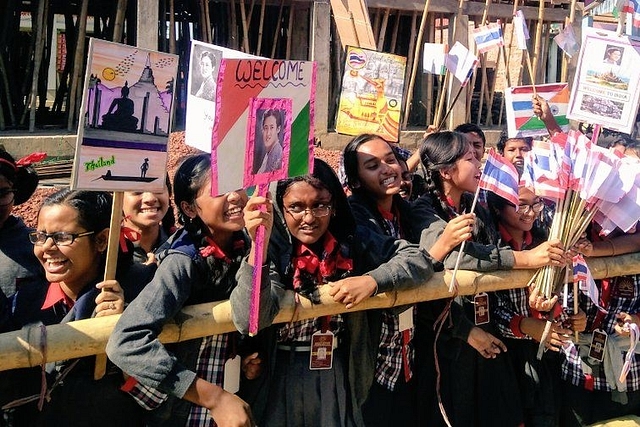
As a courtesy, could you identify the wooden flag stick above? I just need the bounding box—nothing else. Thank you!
[531,0,545,85]
[437,84,466,131]
[94,192,124,380]
[525,49,537,96]
[402,0,432,129]
[448,185,482,292]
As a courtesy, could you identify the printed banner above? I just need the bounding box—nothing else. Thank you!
[185,41,260,152]
[211,59,316,195]
[567,29,640,134]
[505,83,570,138]
[72,38,178,192]
[335,46,407,142]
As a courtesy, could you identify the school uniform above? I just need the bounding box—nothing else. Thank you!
[231,203,434,427]
[411,191,524,427]
[107,229,250,426]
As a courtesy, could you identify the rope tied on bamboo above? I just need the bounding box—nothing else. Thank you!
[2,325,79,412]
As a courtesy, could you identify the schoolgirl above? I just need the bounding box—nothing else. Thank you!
[231,158,434,427]
[412,131,567,426]
[107,154,257,427]
[489,186,586,426]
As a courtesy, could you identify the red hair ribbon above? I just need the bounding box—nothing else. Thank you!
[120,227,141,252]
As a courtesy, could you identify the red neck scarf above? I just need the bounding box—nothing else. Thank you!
[291,232,353,303]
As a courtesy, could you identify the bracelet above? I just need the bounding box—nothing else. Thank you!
[606,239,616,257]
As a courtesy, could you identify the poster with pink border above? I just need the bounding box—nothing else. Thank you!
[211,59,316,196]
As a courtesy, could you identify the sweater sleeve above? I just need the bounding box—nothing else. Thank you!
[106,252,199,399]
[356,226,435,294]
[412,196,515,271]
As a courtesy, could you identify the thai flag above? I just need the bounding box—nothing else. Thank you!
[572,254,589,283]
[513,10,530,50]
[621,0,640,28]
[472,22,504,54]
[478,149,520,208]
[572,254,605,311]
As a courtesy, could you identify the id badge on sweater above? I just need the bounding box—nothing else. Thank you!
[310,331,334,370]
[474,292,490,325]
[223,356,240,393]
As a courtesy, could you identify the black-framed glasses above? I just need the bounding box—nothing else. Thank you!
[284,204,332,219]
[518,201,544,214]
[28,230,95,246]
[0,188,16,206]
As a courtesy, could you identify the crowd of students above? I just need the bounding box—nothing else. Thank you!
[0,96,639,427]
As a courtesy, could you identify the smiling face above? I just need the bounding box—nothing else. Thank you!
[262,115,281,150]
[503,138,531,172]
[442,144,482,196]
[123,188,170,232]
[183,177,248,242]
[500,187,539,234]
[355,137,402,203]
[34,205,107,296]
[282,181,332,246]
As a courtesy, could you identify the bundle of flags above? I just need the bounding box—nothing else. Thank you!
[472,21,504,54]
[522,129,640,298]
[478,148,520,207]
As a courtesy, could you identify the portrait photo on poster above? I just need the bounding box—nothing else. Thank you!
[244,98,292,187]
[189,46,222,102]
[602,45,624,66]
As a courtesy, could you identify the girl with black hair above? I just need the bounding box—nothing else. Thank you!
[122,175,176,264]
[412,131,568,426]
[1,188,153,426]
[0,149,45,303]
[231,158,434,427]
[107,153,260,427]
[489,186,586,427]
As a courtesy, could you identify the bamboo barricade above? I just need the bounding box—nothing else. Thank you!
[402,0,431,130]
[67,0,89,131]
[2,252,640,372]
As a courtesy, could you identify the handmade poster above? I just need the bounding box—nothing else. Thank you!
[423,43,447,75]
[211,59,316,195]
[335,46,407,142]
[185,41,261,152]
[72,39,178,192]
[505,83,570,138]
[445,42,478,86]
[567,29,640,134]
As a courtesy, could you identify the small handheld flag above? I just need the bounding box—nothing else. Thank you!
[472,21,504,54]
[513,11,530,50]
[478,149,520,208]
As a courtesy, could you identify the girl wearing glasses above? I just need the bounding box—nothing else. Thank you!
[231,158,433,427]
[489,186,586,427]
[2,189,152,426]
[412,131,567,427]
[107,154,258,427]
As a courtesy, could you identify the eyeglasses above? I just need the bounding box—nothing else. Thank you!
[518,201,544,214]
[0,189,16,206]
[29,230,95,246]
[284,204,332,219]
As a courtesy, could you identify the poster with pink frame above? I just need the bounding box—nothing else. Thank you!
[211,58,316,196]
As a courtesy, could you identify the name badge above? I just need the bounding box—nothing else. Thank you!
[474,292,490,325]
[614,277,635,299]
[589,329,607,363]
[223,355,241,393]
[310,331,334,370]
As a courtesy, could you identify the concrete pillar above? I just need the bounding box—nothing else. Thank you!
[137,0,158,50]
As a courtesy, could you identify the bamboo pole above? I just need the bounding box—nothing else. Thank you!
[402,0,432,129]
[285,2,294,59]
[67,0,89,131]
[425,13,435,126]
[470,0,491,125]
[531,0,545,85]
[256,0,266,55]
[372,9,382,43]
[270,0,285,59]
[377,8,390,51]
[434,0,466,128]
[402,11,418,128]
[0,54,16,127]
[204,0,212,43]
[230,0,239,50]
[390,10,401,54]
[28,0,47,132]
[3,252,640,372]
[497,0,519,125]
[113,0,128,43]
[561,0,577,82]
[239,0,251,53]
